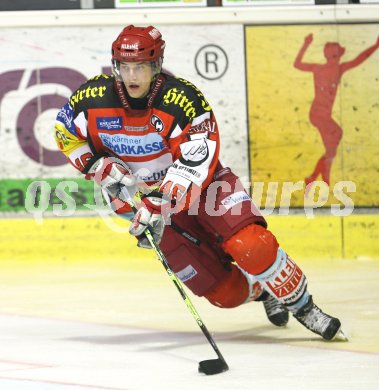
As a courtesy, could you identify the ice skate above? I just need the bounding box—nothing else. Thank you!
[263,295,289,327]
[293,295,346,340]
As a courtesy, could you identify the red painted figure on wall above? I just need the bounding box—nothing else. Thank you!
[294,34,379,191]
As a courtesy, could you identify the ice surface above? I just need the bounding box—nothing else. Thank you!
[0,258,378,390]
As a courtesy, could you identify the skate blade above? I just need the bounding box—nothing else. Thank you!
[332,328,349,341]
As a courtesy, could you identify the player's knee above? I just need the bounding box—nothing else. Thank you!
[221,224,279,275]
[204,264,249,308]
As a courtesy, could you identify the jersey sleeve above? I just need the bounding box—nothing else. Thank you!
[159,79,220,210]
[54,102,94,173]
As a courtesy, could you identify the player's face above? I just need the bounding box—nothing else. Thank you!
[119,62,153,99]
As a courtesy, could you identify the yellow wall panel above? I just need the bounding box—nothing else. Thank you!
[1,215,377,262]
[266,214,342,259]
[246,24,379,207]
[0,217,157,268]
[343,215,379,259]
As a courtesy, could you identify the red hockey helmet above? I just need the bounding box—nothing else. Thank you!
[112,25,165,63]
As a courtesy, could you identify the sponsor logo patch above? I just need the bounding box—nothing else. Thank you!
[56,103,75,132]
[149,28,161,39]
[221,191,250,210]
[137,168,169,183]
[172,162,201,179]
[121,43,138,50]
[151,114,164,132]
[266,255,305,300]
[124,125,149,132]
[176,265,198,283]
[96,116,123,131]
[179,139,209,167]
[188,119,216,135]
[54,128,70,150]
[99,132,165,156]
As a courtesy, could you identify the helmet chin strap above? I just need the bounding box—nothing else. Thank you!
[147,73,165,108]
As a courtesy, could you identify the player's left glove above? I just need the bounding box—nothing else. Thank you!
[129,191,171,249]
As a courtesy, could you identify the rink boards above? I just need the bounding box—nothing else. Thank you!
[1,214,378,262]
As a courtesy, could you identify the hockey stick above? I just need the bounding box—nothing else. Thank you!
[120,187,229,375]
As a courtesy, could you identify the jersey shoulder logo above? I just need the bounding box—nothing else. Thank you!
[161,78,212,119]
[70,85,107,109]
[162,87,196,119]
[70,75,113,109]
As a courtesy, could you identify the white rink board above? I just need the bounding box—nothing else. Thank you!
[0,24,247,180]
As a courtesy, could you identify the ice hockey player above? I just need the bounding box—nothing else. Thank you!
[54,25,346,340]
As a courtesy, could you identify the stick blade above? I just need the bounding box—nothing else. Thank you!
[198,359,229,375]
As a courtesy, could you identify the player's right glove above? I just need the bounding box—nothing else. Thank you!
[129,192,171,249]
[85,155,136,202]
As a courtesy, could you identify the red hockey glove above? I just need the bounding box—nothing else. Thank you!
[129,192,171,249]
[85,156,136,202]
